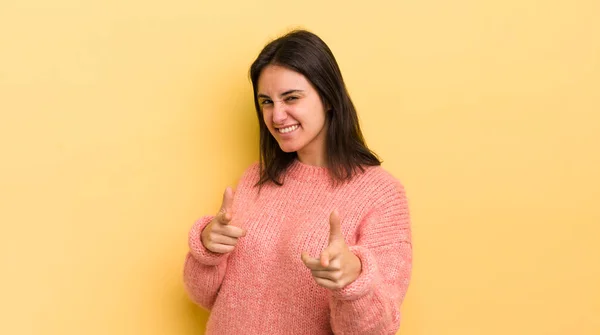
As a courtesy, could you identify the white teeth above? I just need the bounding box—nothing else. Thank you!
[278,125,299,134]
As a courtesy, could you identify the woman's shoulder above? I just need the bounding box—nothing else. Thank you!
[350,164,407,201]
[230,161,261,195]
[243,161,260,174]
[239,161,261,183]
[360,164,405,187]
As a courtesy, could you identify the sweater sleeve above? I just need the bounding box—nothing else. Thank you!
[182,215,230,310]
[182,162,259,311]
[329,180,412,335]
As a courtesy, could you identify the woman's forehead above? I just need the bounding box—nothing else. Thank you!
[257,65,313,95]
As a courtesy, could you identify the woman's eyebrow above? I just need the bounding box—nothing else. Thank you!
[257,93,270,99]
[257,89,305,99]
[280,89,304,96]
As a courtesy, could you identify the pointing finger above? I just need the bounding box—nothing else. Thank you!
[221,187,235,211]
[217,187,235,224]
[328,210,342,243]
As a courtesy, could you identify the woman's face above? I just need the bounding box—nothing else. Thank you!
[257,65,328,164]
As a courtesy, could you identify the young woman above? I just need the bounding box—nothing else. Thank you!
[183,29,412,334]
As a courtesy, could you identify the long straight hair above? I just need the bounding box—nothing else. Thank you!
[249,30,381,186]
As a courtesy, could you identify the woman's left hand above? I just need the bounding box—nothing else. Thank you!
[301,210,362,290]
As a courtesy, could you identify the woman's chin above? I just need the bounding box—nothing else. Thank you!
[278,142,300,153]
[279,146,297,153]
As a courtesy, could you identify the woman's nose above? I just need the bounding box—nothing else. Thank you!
[272,101,288,124]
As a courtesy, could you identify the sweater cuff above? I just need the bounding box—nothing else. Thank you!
[331,245,378,301]
[188,215,228,266]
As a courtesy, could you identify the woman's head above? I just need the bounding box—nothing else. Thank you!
[249,29,380,186]
[256,64,329,160]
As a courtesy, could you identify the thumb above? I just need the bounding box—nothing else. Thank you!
[328,210,342,243]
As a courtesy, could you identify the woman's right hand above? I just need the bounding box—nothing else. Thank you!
[201,187,247,254]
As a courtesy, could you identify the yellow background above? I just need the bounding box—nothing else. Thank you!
[1,0,598,334]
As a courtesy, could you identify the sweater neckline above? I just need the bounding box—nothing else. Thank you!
[285,158,331,183]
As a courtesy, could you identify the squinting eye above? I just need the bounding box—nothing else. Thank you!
[260,100,273,105]
[285,96,299,102]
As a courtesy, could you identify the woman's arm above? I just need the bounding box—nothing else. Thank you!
[182,163,259,310]
[329,181,412,334]
[183,215,230,310]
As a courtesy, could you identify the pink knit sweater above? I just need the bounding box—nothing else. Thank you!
[183,159,412,334]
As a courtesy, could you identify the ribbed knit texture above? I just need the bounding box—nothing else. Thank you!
[183,159,412,335]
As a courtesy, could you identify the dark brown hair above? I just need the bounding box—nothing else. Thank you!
[249,29,381,186]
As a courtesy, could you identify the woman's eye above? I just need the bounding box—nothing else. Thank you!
[285,96,299,102]
[260,100,273,105]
